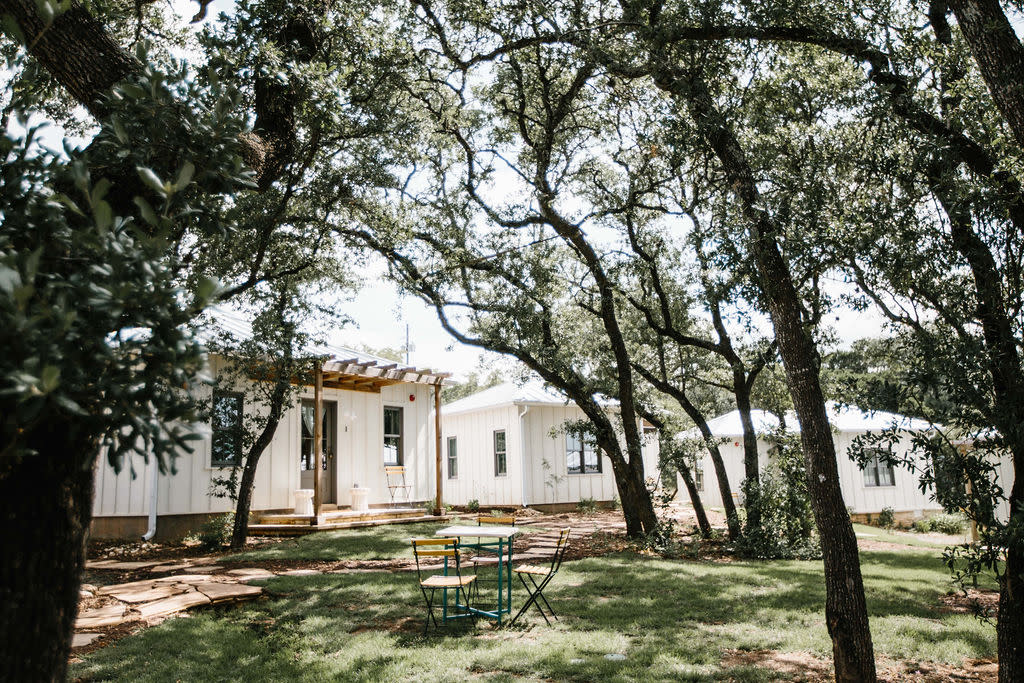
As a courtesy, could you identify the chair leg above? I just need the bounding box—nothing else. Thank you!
[525,575,553,625]
[529,575,558,621]
[421,587,439,634]
[511,573,542,625]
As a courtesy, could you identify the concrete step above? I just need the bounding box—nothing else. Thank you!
[248,514,448,537]
[257,508,425,525]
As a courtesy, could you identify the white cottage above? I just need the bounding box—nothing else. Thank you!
[441,381,659,510]
[676,404,944,523]
[90,314,448,541]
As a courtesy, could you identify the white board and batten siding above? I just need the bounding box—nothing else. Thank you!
[832,431,938,515]
[92,361,438,520]
[672,407,947,516]
[442,381,661,508]
[442,405,523,507]
[522,405,621,505]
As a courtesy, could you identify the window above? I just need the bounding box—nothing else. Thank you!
[493,430,507,476]
[566,430,601,474]
[383,406,403,465]
[863,449,895,487]
[211,391,243,467]
[447,436,458,479]
[694,464,704,492]
[300,400,333,471]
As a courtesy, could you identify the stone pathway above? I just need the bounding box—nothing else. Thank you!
[75,557,273,651]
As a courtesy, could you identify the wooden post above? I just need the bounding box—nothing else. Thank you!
[312,362,323,525]
[434,382,442,516]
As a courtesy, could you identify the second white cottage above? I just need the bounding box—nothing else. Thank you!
[442,381,660,509]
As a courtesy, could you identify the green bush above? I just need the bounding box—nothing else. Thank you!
[912,513,966,535]
[466,499,480,512]
[188,513,234,550]
[576,497,598,514]
[877,506,896,529]
[736,432,821,560]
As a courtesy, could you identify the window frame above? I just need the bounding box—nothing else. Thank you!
[447,436,458,479]
[383,405,403,466]
[493,429,507,476]
[862,449,896,487]
[566,429,601,475]
[211,391,244,468]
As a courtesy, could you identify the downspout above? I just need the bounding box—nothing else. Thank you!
[142,459,159,541]
[518,405,529,507]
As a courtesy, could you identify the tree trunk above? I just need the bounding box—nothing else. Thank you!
[733,378,762,532]
[930,164,1024,683]
[677,459,713,537]
[230,379,290,549]
[0,432,96,682]
[672,68,877,682]
[998,449,1023,682]
[946,0,1024,153]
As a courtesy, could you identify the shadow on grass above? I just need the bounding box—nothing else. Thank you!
[72,550,996,682]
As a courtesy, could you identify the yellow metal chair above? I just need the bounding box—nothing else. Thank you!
[385,466,413,506]
[510,527,570,626]
[411,537,476,634]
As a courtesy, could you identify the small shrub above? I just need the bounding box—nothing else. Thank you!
[877,506,896,529]
[188,512,233,550]
[930,513,966,535]
[911,513,966,535]
[466,498,480,512]
[576,497,598,514]
[609,496,620,511]
[641,518,680,557]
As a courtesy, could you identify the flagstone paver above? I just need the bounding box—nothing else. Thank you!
[72,633,103,648]
[75,604,127,630]
[137,591,212,620]
[192,582,263,603]
[108,584,185,604]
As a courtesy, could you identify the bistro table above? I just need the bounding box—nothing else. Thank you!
[434,524,520,625]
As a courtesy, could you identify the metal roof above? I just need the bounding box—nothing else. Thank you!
[680,402,933,439]
[199,305,448,390]
[443,380,613,415]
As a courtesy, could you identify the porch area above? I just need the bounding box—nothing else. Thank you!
[248,504,449,536]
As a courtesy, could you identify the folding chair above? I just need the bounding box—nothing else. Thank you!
[385,466,413,506]
[509,527,570,626]
[470,514,517,599]
[411,537,477,634]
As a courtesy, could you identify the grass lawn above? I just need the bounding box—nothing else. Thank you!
[225,517,542,564]
[851,523,961,550]
[72,531,997,682]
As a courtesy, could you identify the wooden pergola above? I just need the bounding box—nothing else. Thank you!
[309,358,450,523]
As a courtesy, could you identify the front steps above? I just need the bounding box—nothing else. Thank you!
[248,507,448,536]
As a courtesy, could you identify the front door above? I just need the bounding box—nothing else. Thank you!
[300,400,336,504]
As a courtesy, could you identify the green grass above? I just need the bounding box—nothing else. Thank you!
[227,518,541,563]
[851,523,958,549]
[72,548,996,682]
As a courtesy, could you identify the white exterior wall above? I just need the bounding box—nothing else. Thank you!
[441,405,523,506]
[522,405,617,505]
[92,360,438,519]
[832,431,940,515]
[672,431,944,515]
[441,403,660,507]
[674,439,773,508]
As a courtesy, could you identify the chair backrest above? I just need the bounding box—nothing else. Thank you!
[385,465,406,480]
[411,537,462,582]
[477,514,516,526]
[547,527,571,575]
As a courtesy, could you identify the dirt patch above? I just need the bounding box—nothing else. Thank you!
[939,588,1000,618]
[722,649,832,681]
[721,650,998,682]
